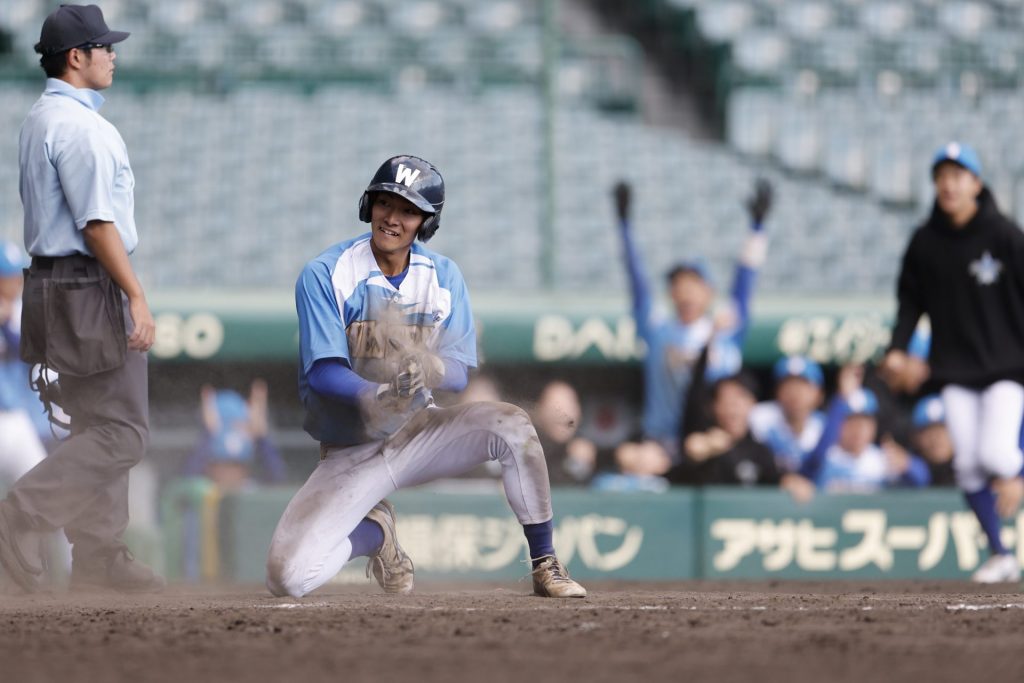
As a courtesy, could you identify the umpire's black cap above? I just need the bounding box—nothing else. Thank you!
[34,4,129,56]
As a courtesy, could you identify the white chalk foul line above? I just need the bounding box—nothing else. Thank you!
[254,601,1024,614]
[945,603,1024,612]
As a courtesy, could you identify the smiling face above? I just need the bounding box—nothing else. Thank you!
[369,192,426,260]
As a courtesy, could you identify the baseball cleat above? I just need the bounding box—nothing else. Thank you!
[971,553,1021,584]
[365,499,415,594]
[70,546,166,594]
[531,556,587,598]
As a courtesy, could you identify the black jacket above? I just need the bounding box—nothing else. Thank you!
[668,433,782,486]
[891,188,1024,388]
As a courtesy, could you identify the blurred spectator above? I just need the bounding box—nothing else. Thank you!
[910,394,956,487]
[882,322,932,396]
[671,373,777,486]
[804,366,930,493]
[669,372,815,501]
[183,380,287,491]
[611,178,771,476]
[0,241,48,489]
[531,380,596,486]
[749,356,825,474]
[0,241,72,583]
[457,372,503,405]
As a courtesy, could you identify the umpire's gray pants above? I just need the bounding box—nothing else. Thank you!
[1,258,149,563]
[266,401,553,598]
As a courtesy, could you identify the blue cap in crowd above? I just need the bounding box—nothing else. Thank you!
[844,388,879,417]
[932,141,982,178]
[773,355,824,387]
[215,390,249,425]
[0,240,28,277]
[912,395,945,429]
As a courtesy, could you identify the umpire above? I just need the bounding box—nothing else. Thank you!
[0,4,163,593]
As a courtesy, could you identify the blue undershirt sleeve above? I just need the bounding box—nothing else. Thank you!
[729,264,758,343]
[618,222,653,342]
[308,358,376,405]
[436,358,468,393]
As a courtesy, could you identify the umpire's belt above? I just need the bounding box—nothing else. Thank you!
[30,254,99,275]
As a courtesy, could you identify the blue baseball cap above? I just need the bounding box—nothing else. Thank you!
[912,394,945,429]
[214,390,249,426]
[0,240,28,277]
[773,356,824,387]
[843,388,878,417]
[932,141,982,178]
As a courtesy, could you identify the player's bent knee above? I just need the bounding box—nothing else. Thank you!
[953,462,987,493]
[265,555,307,598]
[978,447,1024,480]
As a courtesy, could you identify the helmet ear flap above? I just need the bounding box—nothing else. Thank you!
[358,192,372,223]
[417,213,440,242]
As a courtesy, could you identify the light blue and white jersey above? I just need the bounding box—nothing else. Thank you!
[296,234,476,445]
[19,79,137,257]
[748,401,825,473]
[818,444,889,493]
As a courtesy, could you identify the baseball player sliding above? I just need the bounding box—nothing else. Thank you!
[265,155,586,599]
[883,142,1024,583]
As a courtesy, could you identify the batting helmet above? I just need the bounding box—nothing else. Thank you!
[358,155,445,242]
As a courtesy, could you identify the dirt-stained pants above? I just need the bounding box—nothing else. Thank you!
[266,402,552,598]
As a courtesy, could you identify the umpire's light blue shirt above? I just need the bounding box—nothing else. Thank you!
[19,78,137,257]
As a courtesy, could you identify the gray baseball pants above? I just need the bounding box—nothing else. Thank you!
[266,401,552,598]
[0,256,149,564]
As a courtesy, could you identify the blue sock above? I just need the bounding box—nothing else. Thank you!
[964,487,1008,556]
[523,520,555,568]
[348,518,385,559]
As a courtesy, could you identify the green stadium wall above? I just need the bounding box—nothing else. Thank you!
[162,486,1024,584]
[149,291,895,366]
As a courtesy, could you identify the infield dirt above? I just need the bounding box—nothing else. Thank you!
[2,580,1023,683]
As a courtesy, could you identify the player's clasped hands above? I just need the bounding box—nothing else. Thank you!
[361,357,435,439]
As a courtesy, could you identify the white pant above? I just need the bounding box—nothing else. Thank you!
[942,382,1024,492]
[266,402,553,598]
[0,410,47,489]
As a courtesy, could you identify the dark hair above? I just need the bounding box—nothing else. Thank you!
[39,50,69,78]
[665,263,711,287]
[712,372,761,402]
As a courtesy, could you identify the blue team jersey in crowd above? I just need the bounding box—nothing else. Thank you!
[295,233,477,446]
[748,401,825,473]
[817,444,891,493]
[619,226,757,442]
